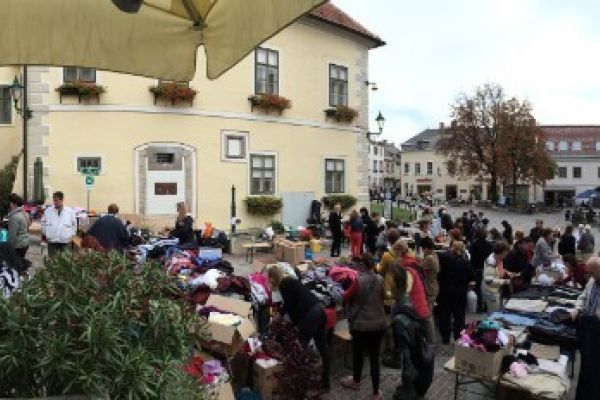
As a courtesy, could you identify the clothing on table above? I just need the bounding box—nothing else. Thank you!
[87,214,129,252]
[296,303,330,387]
[351,330,385,395]
[7,206,29,251]
[42,206,77,244]
[329,211,343,257]
[504,299,548,313]
[558,234,576,257]
[532,238,553,268]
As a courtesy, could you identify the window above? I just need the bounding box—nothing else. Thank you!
[225,136,246,159]
[427,162,433,176]
[64,67,96,83]
[598,166,600,178]
[250,154,276,195]
[325,159,345,193]
[255,48,279,95]
[155,153,175,164]
[572,141,582,151]
[558,141,568,151]
[558,167,567,178]
[154,183,177,195]
[546,141,555,151]
[373,146,377,155]
[573,167,582,179]
[329,64,348,106]
[404,163,409,175]
[415,162,421,175]
[596,142,600,152]
[0,86,11,124]
[77,157,102,173]
[373,161,377,172]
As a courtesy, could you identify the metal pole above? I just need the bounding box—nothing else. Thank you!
[231,185,236,233]
[22,66,28,202]
[87,189,90,213]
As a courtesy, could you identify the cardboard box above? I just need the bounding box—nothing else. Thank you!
[202,295,256,356]
[217,382,234,400]
[253,361,283,400]
[454,345,506,379]
[282,243,306,266]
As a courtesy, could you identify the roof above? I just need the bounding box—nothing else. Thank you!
[542,125,600,157]
[401,129,441,152]
[309,3,385,48]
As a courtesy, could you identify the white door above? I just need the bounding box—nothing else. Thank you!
[146,170,185,215]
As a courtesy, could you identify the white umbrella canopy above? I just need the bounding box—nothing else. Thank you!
[0,0,326,81]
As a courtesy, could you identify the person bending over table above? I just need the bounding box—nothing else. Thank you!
[268,265,330,391]
[559,254,589,289]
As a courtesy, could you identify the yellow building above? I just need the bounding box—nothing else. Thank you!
[0,3,384,229]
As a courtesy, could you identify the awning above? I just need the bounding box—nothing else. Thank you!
[544,186,576,192]
[0,0,326,81]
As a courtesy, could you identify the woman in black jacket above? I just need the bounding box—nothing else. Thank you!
[360,207,379,255]
[501,220,513,245]
[268,266,330,391]
[437,241,475,344]
[558,225,576,256]
[329,203,343,257]
[168,202,195,245]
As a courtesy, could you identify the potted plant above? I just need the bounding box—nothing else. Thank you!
[150,82,197,106]
[0,251,207,399]
[248,93,292,114]
[245,196,283,217]
[322,194,357,211]
[324,105,359,123]
[56,81,106,103]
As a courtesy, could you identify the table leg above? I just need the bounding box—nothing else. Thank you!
[455,373,459,400]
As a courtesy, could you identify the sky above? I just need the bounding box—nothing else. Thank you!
[332,0,600,145]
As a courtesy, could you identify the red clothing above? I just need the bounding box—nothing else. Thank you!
[561,262,588,288]
[324,307,337,329]
[350,231,363,258]
[406,267,430,319]
[402,254,419,270]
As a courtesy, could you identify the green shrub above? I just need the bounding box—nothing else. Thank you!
[322,195,357,211]
[245,196,283,217]
[0,251,207,399]
[0,155,19,218]
[270,221,285,234]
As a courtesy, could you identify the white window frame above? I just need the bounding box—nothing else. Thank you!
[415,162,421,176]
[572,141,582,151]
[546,141,555,151]
[63,67,97,83]
[426,161,433,176]
[324,157,346,194]
[404,162,410,175]
[248,151,278,196]
[328,63,349,107]
[74,155,105,175]
[557,166,567,179]
[596,142,600,152]
[221,130,249,163]
[255,47,280,95]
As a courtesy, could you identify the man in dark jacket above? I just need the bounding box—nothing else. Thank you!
[504,238,534,290]
[440,210,454,232]
[529,220,544,244]
[469,229,493,312]
[87,204,129,252]
[360,207,379,255]
[328,204,343,257]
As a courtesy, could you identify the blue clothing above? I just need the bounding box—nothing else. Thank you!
[350,218,364,232]
[87,214,129,252]
[489,312,537,327]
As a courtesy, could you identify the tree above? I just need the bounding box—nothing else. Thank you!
[0,155,19,218]
[437,83,552,203]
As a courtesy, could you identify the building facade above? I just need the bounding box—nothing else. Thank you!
[368,139,400,190]
[541,126,600,206]
[1,3,384,229]
[368,140,385,189]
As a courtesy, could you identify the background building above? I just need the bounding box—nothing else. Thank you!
[368,140,385,189]
[1,3,384,229]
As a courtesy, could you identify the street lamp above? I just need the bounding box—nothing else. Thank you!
[367,111,385,139]
[9,72,32,202]
[9,75,32,120]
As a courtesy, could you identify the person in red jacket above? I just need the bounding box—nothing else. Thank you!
[394,241,419,270]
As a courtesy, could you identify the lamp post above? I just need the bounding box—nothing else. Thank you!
[366,111,385,140]
[9,69,33,202]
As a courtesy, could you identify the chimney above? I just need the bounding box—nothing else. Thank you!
[439,122,445,130]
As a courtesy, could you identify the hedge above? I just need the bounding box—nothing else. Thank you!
[322,195,357,211]
[245,196,283,217]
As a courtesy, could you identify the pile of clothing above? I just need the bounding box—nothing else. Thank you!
[300,263,348,308]
[0,243,23,299]
[457,320,510,352]
[182,355,230,399]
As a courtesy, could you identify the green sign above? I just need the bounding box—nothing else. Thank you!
[84,175,95,190]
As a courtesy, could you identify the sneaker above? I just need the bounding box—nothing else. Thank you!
[373,390,383,400]
[340,375,360,390]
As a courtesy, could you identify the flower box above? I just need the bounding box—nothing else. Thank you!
[150,83,197,106]
[57,82,105,104]
[324,105,358,123]
[248,93,292,114]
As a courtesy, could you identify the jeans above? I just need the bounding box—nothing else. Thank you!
[297,304,330,386]
[352,330,385,395]
[438,295,467,343]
